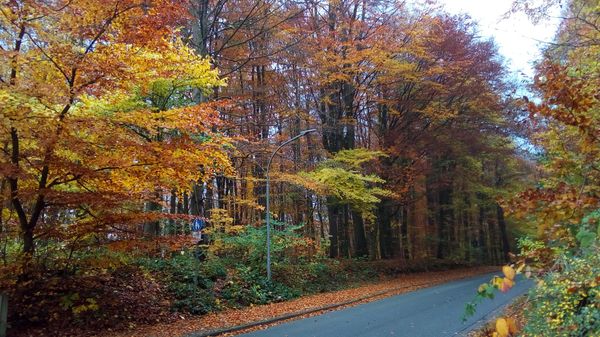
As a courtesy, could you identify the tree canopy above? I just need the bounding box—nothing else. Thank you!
[1,0,596,335]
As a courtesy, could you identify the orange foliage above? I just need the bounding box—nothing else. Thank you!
[0,0,231,254]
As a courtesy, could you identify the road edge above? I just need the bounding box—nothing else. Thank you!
[454,286,531,336]
[185,272,497,337]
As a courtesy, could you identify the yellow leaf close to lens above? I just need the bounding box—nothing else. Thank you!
[493,276,504,288]
[496,318,509,337]
[502,266,516,280]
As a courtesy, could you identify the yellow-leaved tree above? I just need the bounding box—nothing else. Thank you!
[0,0,231,257]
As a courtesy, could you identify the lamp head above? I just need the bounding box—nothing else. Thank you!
[299,128,317,136]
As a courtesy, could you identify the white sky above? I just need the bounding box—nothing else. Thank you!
[434,0,562,78]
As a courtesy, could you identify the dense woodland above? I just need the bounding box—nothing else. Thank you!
[178,0,523,263]
[0,0,598,336]
[4,0,524,262]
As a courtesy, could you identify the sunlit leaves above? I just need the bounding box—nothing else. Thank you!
[0,0,231,253]
[288,149,393,221]
[492,316,518,337]
[464,265,519,320]
[503,265,516,281]
[496,318,510,337]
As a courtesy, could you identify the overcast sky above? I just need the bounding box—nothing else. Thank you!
[434,0,562,78]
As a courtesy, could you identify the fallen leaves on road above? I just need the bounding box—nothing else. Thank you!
[111,266,497,337]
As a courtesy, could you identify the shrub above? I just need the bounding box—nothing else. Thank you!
[210,222,317,266]
[220,265,299,306]
[4,264,171,335]
[522,247,599,337]
[137,252,219,314]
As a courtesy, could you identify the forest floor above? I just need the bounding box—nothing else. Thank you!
[110,266,498,337]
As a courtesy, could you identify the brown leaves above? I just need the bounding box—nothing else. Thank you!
[530,62,598,139]
[6,265,175,337]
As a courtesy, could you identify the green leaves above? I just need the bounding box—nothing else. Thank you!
[291,149,393,220]
[576,229,596,250]
[322,149,387,169]
[300,168,387,204]
[576,209,600,250]
[522,247,600,337]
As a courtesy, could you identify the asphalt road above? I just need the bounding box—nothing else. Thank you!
[238,272,531,337]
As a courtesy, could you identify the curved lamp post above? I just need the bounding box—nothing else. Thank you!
[266,128,316,281]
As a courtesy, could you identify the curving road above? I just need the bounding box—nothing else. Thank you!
[238,273,531,337]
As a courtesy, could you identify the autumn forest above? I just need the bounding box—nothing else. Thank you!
[0,0,598,336]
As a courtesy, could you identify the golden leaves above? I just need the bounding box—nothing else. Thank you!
[500,278,514,293]
[493,317,518,337]
[486,266,517,294]
[490,266,517,293]
[495,318,509,337]
[0,0,232,243]
[502,265,516,281]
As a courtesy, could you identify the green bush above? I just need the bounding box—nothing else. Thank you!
[200,257,228,280]
[167,282,216,315]
[211,222,310,266]
[136,223,471,317]
[273,260,344,293]
[521,211,600,337]
[522,247,599,337]
[137,253,218,314]
[221,265,299,306]
[135,222,380,314]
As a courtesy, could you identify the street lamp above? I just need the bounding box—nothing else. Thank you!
[265,128,316,281]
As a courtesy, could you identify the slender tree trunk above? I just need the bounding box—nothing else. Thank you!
[377,200,393,259]
[496,204,510,262]
[327,198,340,258]
[340,205,350,257]
[413,174,428,259]
[169,189,177,233]
[401,206,410,259]
[437,187,452,259]
[352,211,367,257]
[144,191,162,236]
[22,228,34,255]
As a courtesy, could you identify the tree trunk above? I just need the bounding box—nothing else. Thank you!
[437,187,452,259]
[412,174,428,259]
[377,200,393,259]
[401,206,410,259]
[496,204,510,262]
[168,189,177,233]
[327,198,340,258]
[22,228,34,255]
[144,191,162,236]
[352,211,367,257]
